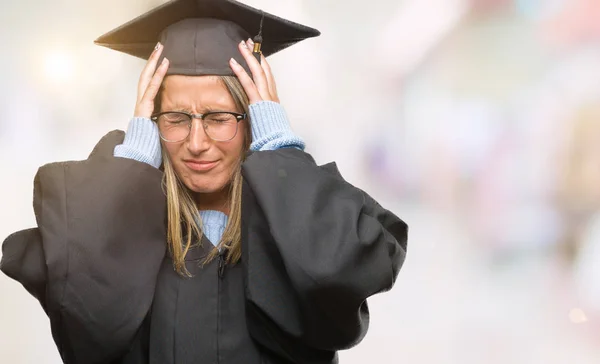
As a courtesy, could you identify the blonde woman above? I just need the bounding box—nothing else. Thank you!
[1,1,408,363]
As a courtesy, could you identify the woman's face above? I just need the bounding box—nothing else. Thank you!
[160,75,246,203]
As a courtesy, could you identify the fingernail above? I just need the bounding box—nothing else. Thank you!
[240,40,248,49]
[155,42,162,51]
[247,38,254,45]
[230,57,239,66]
[162,57,169,65]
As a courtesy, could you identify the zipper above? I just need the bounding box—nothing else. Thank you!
[216,249,227,364]
[218,250,227,279]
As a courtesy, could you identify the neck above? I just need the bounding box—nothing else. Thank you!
[195,188,230,215]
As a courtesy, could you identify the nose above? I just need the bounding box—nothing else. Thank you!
[186,119,212,155]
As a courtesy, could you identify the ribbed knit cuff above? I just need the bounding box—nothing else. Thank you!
[114,117,162,169]
[199,210,228,247]
[249,101,305,151]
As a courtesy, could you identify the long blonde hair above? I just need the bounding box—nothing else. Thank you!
[159,76,251,276]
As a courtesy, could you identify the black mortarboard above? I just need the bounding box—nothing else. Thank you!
[94,0,320,76]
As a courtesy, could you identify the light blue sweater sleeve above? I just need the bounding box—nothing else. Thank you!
[113,117,162,169]
[113,101,303,168]
[248,101,305,151]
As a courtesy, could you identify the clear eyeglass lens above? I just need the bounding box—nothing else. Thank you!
[204,113,238,141]
[157,113,192,142]
[157,112,239,142]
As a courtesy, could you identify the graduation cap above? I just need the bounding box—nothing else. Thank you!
[94,0,321,76]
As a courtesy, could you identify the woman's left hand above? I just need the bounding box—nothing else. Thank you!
[229,39,280,104]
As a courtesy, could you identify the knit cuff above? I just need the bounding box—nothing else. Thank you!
[249,101,305,151]
[114,117,162,169]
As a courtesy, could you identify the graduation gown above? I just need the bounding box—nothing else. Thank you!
[0,131,408,364]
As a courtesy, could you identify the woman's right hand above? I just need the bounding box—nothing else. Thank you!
[134,42,170,118]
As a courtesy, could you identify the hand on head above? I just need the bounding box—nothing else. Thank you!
[229,38,279,104]
[133,38,278,120]
[134,43,169,118]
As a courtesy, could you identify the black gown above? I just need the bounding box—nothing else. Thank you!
[1,131,408,364]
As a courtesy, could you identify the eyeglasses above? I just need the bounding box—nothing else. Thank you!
[151,111,246,142]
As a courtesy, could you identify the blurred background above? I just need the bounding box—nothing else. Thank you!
[1,0,599,362]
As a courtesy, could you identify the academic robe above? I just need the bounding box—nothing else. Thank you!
[1,130,408,364]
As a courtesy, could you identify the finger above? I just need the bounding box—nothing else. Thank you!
[238,40,270,100]
[229,57,262,104]
[260,54,279,103]
[248,39,278,101]
[138,43,164,101]
[141,58,169,106]
[245,39,269,92]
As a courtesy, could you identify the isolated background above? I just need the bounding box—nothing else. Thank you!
[1,0,599,362]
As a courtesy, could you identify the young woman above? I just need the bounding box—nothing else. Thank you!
[1,1,408,363]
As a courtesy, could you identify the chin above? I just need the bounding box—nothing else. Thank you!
[182,176,229,194]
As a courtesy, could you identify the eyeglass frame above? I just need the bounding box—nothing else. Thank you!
[150,111,247,142]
